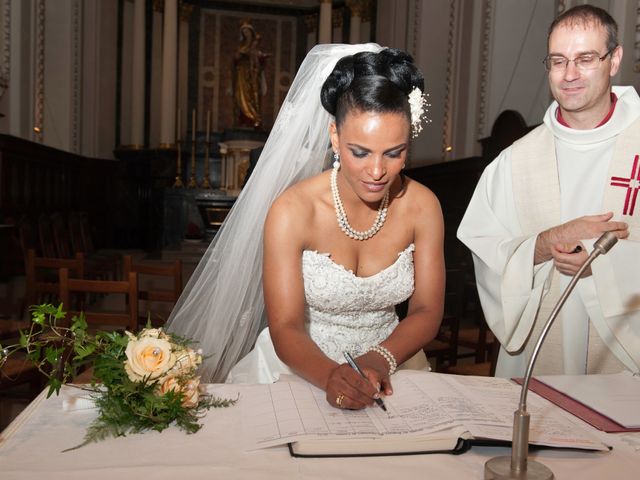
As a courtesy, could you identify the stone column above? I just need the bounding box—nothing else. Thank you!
[178,3,192,141]
[360,0,372,43]
[304,14,318,52]
[346,0,363,44]
[318,0,332,44]
[331,7,343,43]
[131,0,145,148]
[159,0,178,148]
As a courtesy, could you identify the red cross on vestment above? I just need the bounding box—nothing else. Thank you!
[610,154,640,216]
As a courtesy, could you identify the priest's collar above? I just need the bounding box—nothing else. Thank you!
[544,86,640,145]
[555,92,618,128]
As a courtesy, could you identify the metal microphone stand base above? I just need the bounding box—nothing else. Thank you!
[485,456,554,479]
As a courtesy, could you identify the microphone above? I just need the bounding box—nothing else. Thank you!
[484,231,619,480]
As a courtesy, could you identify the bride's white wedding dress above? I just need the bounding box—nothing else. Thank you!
[226,243,429,384]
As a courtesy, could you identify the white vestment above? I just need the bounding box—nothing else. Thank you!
[458,85,640,377]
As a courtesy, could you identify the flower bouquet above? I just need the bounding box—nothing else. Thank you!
[0,304,236,451]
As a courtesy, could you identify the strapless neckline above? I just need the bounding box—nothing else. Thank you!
[302,243,415,280]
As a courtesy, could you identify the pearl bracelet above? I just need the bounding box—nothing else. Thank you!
[367,345,397,376]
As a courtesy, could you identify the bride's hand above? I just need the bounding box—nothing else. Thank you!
[356,351,393,396]
[325,363,383,410]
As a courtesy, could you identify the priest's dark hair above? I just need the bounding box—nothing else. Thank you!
[320,48,424,129]
[548,4,618,53]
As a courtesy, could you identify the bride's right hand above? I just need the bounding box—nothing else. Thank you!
[325,363,383,410]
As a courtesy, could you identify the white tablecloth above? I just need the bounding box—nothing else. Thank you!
[1,383,639,480]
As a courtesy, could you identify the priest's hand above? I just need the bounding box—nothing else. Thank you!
[551,242,592,277]
[535,212,628,264]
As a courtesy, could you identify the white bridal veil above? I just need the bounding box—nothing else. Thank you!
[167,43,383,382]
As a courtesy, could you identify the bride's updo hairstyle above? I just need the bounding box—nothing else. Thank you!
[320,48,424,130]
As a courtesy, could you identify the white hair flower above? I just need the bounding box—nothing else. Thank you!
[408,86,430,138]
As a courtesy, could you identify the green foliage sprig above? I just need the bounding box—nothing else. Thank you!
[0,304,237,451]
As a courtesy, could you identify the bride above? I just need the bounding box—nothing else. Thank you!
[167,44,445,410]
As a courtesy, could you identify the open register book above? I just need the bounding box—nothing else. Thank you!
[239,370,610,457]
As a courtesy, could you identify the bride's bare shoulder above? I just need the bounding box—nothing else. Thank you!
[401,177,441,210]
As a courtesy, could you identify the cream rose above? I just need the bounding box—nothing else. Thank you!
[124,336,176,382]
[168,347,202,376]
[137,328,169,340]
[158,376,201,408]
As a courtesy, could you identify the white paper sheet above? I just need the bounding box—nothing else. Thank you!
[537,371,640,428]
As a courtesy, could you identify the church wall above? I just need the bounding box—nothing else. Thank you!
[409,0,451,166]
[484,0,554,139]
[119,0,134,148]
[43,0,75,153]
[77,0,118,159]
[592,0,640,92]
[149,4,163,149]
[5,0,34,141]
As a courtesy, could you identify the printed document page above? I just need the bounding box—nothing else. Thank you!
[436,375,607,450]
[239,371,607,451]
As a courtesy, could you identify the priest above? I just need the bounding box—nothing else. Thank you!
[458,5,640,377]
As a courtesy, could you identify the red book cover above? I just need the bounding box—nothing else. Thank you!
[513,377,640,433]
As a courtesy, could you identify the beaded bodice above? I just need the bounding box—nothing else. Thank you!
[301,244,415,362]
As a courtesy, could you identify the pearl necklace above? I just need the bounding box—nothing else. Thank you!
[330,164,389,241]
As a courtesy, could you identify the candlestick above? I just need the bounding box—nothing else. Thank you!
[191,109,196,142]
[206,110,211,143]
[177,108,181,142]
[173,108,184,187]
[202,110,212,189]
[172,139,184,188]
[187,109,198,188]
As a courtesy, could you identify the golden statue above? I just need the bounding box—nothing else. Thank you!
[232,22,270,129]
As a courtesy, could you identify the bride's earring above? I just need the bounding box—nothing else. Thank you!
[333,151,340,170]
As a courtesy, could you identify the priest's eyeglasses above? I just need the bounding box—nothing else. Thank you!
[543,48,615,72]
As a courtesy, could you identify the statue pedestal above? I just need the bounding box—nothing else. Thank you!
[218,140,264,195]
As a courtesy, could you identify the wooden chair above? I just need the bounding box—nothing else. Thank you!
[446,337,499,377]
[421,268,467,372]
[70,211,121,279]
[37,214,57,259]
[123,255,182,327]
[50,212,74,259]
[0,312,45,412]
[24,248,85,311]
[0,353,43,389]
[67,211,85,254]
[17,216,38,269]
[439,279,495,365]
[58,268,138,332]
[0,353,45,410]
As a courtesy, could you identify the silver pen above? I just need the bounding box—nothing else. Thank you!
[343,351,387,412]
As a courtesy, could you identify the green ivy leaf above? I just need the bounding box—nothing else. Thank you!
[47,378,62,398]
[71,313,88,333]
[26,345,42,363]
[32,310,45,325]
[73,343,95,360]
[19,329,28,347]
